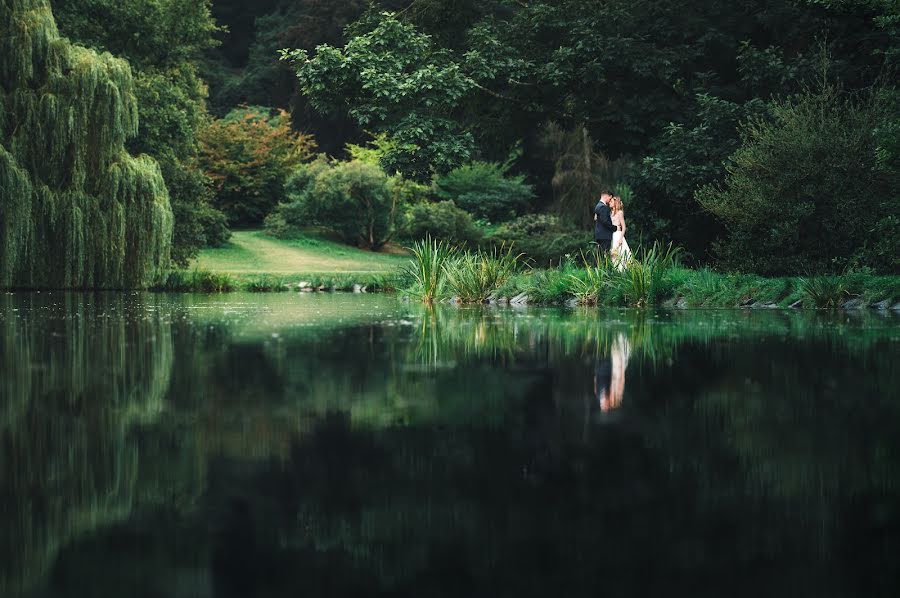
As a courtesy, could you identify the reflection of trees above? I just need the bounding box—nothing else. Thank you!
[5,296,896,596]
[0,294,174,595]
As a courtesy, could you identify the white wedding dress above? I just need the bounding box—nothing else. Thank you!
[611,216,632,271]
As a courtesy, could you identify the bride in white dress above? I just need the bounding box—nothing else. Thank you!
[610,195,632,271]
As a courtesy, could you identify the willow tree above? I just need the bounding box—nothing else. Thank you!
[0,0,172,289]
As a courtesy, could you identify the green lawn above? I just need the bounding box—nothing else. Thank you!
[195,230,409,276]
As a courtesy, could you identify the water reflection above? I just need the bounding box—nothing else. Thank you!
[0,293,898,597]
[595,334,630,413]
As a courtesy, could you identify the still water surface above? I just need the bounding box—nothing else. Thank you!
[2,292,899,597]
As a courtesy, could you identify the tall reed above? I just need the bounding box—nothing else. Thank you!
[797,274,848,307]
[404,236,457,303]
[609,242,681,307]
[569,252,615,305]
[445,246,522,303]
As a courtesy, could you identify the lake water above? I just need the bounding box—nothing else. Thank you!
[2,292,899,597]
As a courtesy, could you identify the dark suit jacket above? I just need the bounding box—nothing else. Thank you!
[594,202,617,241]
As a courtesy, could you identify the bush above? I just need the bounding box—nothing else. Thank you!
[267,158,397,249]
[402,201,483,246]
[433,161,535,222]
[199,106,316,227]
[485,214,591,266]
[697,84,899,275]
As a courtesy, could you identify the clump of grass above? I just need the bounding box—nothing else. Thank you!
[155,269,234,293]
[445,246,522,303]
[607,242,681,307]
[678,267,730,306]
[403,236,457,303]
[243,276,288,292]
[525,264,579,303]
[798,274,848,307]
[569,253,615,305]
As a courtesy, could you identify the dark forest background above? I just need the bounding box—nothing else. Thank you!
[47,0,898,273]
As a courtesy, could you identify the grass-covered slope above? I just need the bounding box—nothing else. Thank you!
[195,230,407,276]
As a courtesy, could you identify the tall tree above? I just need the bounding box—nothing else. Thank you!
[1,0,172,288]
[52,0,229,266]
[289,1,895,258]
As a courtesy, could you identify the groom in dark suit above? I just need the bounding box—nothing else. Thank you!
[593,190,617,254]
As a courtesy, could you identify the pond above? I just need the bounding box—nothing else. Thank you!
[2,292,899,597]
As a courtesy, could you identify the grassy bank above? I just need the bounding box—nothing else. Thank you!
[399,240,899,308]
[157,230,407,292]
[493,263,900,308]
[195,230,408,276]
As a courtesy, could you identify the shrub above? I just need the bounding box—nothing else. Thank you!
[265,156,332,239]
[308,161,397,249]
[433,161,535,222]
[402,201,483,246]
[266,157,398,249]
[485,214,591,266]
[697,84,899,275]
[199,106,316,227]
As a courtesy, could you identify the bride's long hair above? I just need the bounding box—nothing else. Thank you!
[611,196,623,215]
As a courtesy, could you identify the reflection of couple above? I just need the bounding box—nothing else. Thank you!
[594,334,631,413]
[593,190,632,270]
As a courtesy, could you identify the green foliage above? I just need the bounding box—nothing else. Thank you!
[632,95,768,261]
[433,161,535,222]
[243,275,290,293]
[403,237,457,303]
[198,107,316,227]
[268,158,398,249]
[797,275,849,307]
[485,215,591,267]
[51,0,226,266]
[155,269,234,293]
[283,12,476,180]
[607,243,682,307]
[567,243,681,307]
[444,246,522,303]
[568,259,612,306]
[0,0,172,289]
[401,201,483,246]
[697,84,899,274]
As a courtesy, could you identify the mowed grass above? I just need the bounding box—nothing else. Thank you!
[195,230,409,276]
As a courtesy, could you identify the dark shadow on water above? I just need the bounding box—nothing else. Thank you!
[1,293,899,597]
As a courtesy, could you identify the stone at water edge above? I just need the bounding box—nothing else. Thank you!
[841,298,866,310]
[510,293,529,305]
[298,281,311,290]
[871,299,891,310]
[789,299,804,309]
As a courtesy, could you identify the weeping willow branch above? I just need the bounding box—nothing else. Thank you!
[0,0,173,289]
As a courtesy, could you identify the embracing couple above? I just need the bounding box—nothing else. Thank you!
[593,190,632,269]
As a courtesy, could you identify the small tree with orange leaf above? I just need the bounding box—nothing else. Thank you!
[199,106,316,227]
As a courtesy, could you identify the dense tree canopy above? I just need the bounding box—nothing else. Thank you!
[3,0,897,284]
[286,0,897,268]
[52,0,229,265]
[1,0,172,288]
